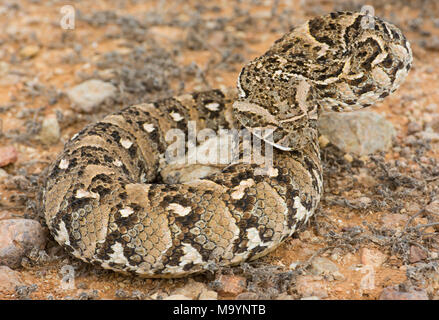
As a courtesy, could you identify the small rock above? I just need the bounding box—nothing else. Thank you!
[426,104,437,113]
[296,275,328,298]
[199,290,218,300]
[0,211,15,220]
[0,265,22,292]
[299,230,312,241]
[427,116,439,133]
[19,45,40,59]
[352,196,372,208]
[0,61,9,76]
[38,116,60,145]
[343,153,353,163]
[0,168,8,180]
[311,257,344,280]
[318,135,330,148]
[214,275,246,296]
[173,279,217,300]
[0,146,18,167]
[0,219,47,268]
[416,131,439,142]
[66,79,117,113]
[163,294,191,300]
[426,200,439,215]
[422,36,439,51]
[407,121,422,134]
[300,296,320,300]
[354,169,377,187]
[360,248,387,268]
[275,293,295,300]
[318,111,395,156]
[0,74,21,86]
[381,213,409,230]
[236,292,260,300]
[380,285,428,300]
[409,245,427,264]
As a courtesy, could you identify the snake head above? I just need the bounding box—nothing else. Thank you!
[233,11,412,150]
[308,12,413,112]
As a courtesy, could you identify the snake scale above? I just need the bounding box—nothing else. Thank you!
[43,11,412,278]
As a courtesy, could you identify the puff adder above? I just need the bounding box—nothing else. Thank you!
[43,11,412,277]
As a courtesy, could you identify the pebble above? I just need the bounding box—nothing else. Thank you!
[173,279,217,300]
[275,293,295,300]
[425,103,437,113]
[0,74,21,86]
[409,245,427,264]
[380,213,409,230]
[38,116,60,145]
[19,45,40,59]
[407,121,422,134]
[0,219,47,268]
[318,111,395,156]
[214,275,246,296]
[416,131,439,142]
[236,292,260,300]
[318,135,330,148]
[310,257,344,281]
[300,296,321,300]
[343,153,353,163]
[199,290,218,300]
[0,146,18,167]
[360,248,387,268]
[0,61,9,76]
[0,265,22,292]
[66,79,117,113]
[426,200,439,215]
[354,169,377,188]
[422,36,439,51]
[295,275,328,298]
[380,285,429,300]
[163,294,192,300]
[0,211,15,220]
[404,135,418,146]
[0,168,8,179]
[351,196,372,208]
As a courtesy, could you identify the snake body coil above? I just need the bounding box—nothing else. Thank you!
[43,12,412,277]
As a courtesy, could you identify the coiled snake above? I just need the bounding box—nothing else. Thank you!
[43,11,412,277]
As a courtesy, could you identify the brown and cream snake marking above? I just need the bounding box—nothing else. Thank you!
[43,11,412,277]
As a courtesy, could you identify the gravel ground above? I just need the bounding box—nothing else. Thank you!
[0,0,439,300]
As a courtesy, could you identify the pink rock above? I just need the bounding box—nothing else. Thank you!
[426,200,439,215]
[0,211,15,220]
[0,265,22,292]
[360,248,387,268]
[381,213,409,230]
[0,219,47,268]
[0,146,17,167]
[380,285,428,300]
[296,275,328,298]
[215,275,247,296]
[409,245,427,264]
